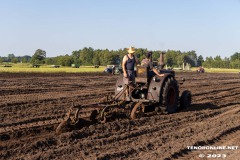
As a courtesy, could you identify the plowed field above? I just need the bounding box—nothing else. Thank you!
[0,72,239,160]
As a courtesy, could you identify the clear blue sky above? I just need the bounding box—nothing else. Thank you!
[0,0,240,59]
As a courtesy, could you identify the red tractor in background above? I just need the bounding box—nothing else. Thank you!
[196,66,205,73]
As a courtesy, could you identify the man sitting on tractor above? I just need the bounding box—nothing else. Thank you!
[141,51,164,78]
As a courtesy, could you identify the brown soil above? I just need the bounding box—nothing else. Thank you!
[0,72,239,160]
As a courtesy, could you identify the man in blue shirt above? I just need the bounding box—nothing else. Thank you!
[122,46,139,84]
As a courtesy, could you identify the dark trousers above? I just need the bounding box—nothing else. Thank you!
[148,70,156,78]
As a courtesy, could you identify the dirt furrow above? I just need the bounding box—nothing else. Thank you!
[0,72,239,159]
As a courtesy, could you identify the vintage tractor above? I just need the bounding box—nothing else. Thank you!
[56,53,191,134]
[196,66,205,73]
[104,65,123,75]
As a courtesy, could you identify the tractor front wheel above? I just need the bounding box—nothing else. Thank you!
[179,90,192,110]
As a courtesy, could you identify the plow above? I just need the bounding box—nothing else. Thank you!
[56,53,192,134]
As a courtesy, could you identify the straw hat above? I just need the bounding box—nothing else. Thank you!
[127,46,135,54]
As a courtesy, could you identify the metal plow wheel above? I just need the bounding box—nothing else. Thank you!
[56,104,80,134]
[55,118,71,135]
[130,102,145,120]
[89,109,99,122]
[99,106,110,123]
[56,108,79,134]
[55,85,129,134]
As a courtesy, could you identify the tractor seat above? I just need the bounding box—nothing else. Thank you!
[135,66,149,83]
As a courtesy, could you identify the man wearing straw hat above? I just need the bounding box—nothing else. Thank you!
[122,46,138,84]
[122,46,139,99]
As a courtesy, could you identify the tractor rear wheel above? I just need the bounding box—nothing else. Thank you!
[161,77,179,114]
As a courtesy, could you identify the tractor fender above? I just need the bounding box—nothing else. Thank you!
[147,73,174,102]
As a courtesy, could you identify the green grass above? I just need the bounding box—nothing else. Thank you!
[1,63,239,73]
[192,67,240,73]
[0,63,105,73]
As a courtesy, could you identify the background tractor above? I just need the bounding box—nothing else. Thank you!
[104,65,123,75]
[196,66,205,73]
[56,53,192,134]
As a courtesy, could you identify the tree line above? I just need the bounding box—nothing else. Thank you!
[202,53,240,69]
[0,54,31,63]
[0,48,239,69]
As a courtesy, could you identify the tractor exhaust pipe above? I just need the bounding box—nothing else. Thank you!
[159,52,165,69]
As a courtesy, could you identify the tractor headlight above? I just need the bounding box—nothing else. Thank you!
[153,77,156,82]
[153,77,158,82]
[140,93,145,99]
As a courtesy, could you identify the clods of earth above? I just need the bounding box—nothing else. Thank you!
[0,72,239,159]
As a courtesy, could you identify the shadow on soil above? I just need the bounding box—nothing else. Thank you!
[182,102,219,112]
[180,101,239,112]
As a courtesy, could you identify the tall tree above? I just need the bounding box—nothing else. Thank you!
[72,50,81,65]
[11,58,18,63]
[213,55,222,68]
[167,57,174,67]
[80,47,94,65]
[185,50,197,66]
[31,49,46,64]
[45,58,55,65]
[8,54,15,62]
[197,55,204,66]
[0,57,3,63]
[165,50,178,67]
[92,55,100,66]
[202,56,213,68]
[21,55,31,63]
[230,52,240,61]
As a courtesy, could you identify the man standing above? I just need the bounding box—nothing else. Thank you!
[122,47,138,99]
[122,46,138,85]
